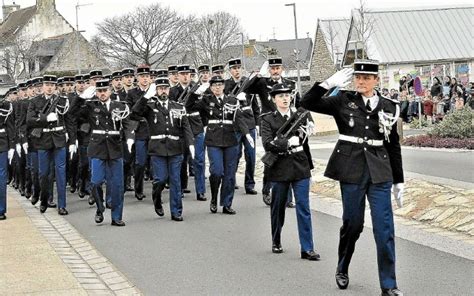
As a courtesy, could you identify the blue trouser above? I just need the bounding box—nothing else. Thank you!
[0,152,7,215]
[38,148,66,209]
[207,145,239,207]
[193,132,206,195]
[338,165,396,290]
[271,178,313,252]
[236,129,256,191]
[151,155,183,217]
[134,140,148,194]
[90,158,124,221]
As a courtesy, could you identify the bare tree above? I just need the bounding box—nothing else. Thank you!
[93,3,192,67]
[0,33,36,79]
[352,0,375,59]
[323,20,340,66]
[186,11,242,65]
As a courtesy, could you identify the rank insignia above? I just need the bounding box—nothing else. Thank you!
[94,108,100,113]
[210,102,215,107]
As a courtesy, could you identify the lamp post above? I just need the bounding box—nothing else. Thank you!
[285,3,301,95]
[236,32,245,70]
[75,1,92,74]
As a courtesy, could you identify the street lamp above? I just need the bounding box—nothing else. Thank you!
[236,32,245,70]
[285,3,302,95]
[75,1,92,74]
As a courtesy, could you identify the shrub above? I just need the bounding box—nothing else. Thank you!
[403,135,474,149]
[429,107,473,138]
[409,117,429,129]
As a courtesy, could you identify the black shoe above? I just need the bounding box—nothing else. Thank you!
[69,186,76,193]
[125,185,134,192]
[381,288,403,296]
[272,243,283,253]
[58,208,68,215]
[210,203,217,213]
[196,193,207,201]
[335,272,349,290]
[182,188,191,194]
[47,201,57,208]
[40,205,47,213]
[135,193,146,200]
[0,214,6,220]
[19,188,25,196]
[286,201,296,208]
[189,172,195,177]
[234,185,239,190]
[301,250,320,261]
[88,196,95,205]
[171,215,183,222]
[78,191,86,198]
[165,184,169,189]
[106,202,111,209]
[111,220,126,226]
[31,196,39,205]
[223,206,236,215]
[155,206,164,217]
[95,211,104,224]
[262,193,271,206]
[245,189,258,195]
[25,191,32,199]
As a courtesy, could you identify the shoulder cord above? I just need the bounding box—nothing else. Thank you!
[169,108,186,127]
[378,105,400,142]
[224,101,240,121]
[111,104,130,130]
[0,102,13,123]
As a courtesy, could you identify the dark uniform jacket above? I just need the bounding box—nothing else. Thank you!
[170,83,205,136]
[69,92,91,146]
[224,77,260,130]
[111,89,127,102]
[26,94,76,150]
[0,100,15,152]
[261,110,312,182]
[188,93,248,147]
[14,99,29,145]
[70,98,134,160]
[300,83,404,184]
[126,87,149,141]
[132,97,194,157]
[246,76,301,115]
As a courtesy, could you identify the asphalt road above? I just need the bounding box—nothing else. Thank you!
[64,178,474,295]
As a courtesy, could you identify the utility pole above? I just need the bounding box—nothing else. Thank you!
[75,1,92,74]
[285,3,301,96]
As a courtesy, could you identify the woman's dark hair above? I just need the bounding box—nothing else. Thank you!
[433,77,441,84]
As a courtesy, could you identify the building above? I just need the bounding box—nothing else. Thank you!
[341,5,473,90]
[0,0,108,81]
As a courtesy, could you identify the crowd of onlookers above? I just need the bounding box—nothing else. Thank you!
[382,75,473,124]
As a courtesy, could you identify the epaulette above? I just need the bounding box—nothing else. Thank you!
[381,95,400,104]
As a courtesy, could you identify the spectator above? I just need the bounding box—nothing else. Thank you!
[399,76,406,92]
[399,91,409,123]
[449,77,462,99]
[465,89,474,109]
[454,91,464,110]
[443,76,451,97]
[423,94,434,124]
[430,77,443,98]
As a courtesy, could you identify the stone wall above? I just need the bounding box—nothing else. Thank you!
[23,5,73,41]
[309,26,338,83]
[44,33,109,73]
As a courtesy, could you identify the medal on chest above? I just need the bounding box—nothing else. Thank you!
[348,113,355,127]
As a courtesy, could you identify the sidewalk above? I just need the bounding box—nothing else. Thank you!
[0,188,141,295]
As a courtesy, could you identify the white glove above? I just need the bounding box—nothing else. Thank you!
[195,83,209,95]
[255,126,260,137]
[245,134,254,149]
[144,83,156,99]
[288,136,300,147]
[80,86,96,99]
[236,92,247,102]
[127,139,134,153]
[392,183,404,208]
[22,142,28,154]
[8,149,14,164]
[46,112,58,122]
[16,143,21,156]
[320,68,354,90]
[189,145,195,159]
[65,132,69,143]
[69,144,77,160]
[259,61,269,77]
[307,119,315,135]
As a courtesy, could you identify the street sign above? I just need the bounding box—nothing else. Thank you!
[414,76,423,96]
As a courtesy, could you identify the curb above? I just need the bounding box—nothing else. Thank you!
[12,190,143,295]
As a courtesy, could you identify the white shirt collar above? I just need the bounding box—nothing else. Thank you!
[278,108,291,118]
[362,92,379,110]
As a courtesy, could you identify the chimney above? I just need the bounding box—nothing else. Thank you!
[36,0,55,12]
[2,1,20,21]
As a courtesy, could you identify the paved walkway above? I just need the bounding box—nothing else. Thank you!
[0,188,141,295]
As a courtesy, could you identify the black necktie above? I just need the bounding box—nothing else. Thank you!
[103,103,109,111]
[283,115,289,121]
[366,99,372,111]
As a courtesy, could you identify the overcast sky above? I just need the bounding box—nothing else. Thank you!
[5,0,472,41]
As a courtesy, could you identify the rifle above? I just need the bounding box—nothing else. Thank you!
[31,95,62,138]
[261,108,310,168]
